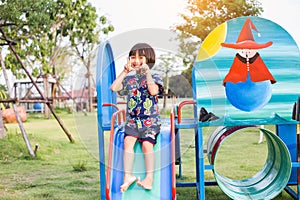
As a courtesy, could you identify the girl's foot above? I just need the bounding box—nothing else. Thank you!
[120,176,137,193]
[136,177,153,190]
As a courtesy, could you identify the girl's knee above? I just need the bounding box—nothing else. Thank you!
[142,141,154,153]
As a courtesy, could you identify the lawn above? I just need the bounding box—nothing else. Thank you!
[0,108,296,199]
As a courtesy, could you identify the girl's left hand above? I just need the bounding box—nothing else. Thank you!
[140,57,149,74]
[140,64,149,74]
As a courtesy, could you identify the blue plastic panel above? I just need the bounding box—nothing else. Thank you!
[96,41,117,129]
[109,126,172,200]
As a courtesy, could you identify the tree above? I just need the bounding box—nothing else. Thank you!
[1,0,113,112]
[169,75,193,98]
[0,0,114,142]
[0,0,57,155]
[67,2,114,112]
[1,0,55,78]
[155,52,188,109]
[173,0,263,83]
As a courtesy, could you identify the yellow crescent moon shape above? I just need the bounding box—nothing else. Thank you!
[196,22,227,61]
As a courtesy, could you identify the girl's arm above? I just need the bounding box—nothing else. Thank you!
[110,70,128,92]
[146,71,159,96]
[110,59,132,92]
[140,64,159,96]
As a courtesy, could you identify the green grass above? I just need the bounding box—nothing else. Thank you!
[0,108,296,199]
[0,111,100,200]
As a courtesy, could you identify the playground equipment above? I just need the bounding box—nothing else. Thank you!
[207,126,291,199]
[97,16,300,199]
[96,40,176,200]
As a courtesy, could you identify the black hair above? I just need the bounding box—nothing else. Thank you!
[129,43,155,68]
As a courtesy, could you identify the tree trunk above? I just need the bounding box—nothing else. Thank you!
[163,73,169,109]
[43,74,50,118]
[87,58,93,112]
[0,109,7,139]
[51,80,58,109]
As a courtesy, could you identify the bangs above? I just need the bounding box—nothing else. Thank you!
[129,49,147,57]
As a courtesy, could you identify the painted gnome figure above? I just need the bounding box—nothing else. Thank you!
[221,18,276,112]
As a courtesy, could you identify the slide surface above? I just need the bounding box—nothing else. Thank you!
[108,126,173,200]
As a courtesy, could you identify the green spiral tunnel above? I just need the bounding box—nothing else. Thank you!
[207,126,292,199]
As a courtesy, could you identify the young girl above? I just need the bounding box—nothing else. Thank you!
[110,43,164,193]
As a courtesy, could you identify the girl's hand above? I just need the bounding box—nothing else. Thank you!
[140,64,149,74]
[140,57,149,74]
[123,57,134,73]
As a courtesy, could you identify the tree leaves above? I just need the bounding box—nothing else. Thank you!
[0,0,114,80]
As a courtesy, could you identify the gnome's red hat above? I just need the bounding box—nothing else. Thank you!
[221,18,272,49]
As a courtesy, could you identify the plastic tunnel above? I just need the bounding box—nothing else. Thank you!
[207,126,292,200]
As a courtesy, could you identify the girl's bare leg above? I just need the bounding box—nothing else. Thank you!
[120,136,137,193]
[137,141,154,190]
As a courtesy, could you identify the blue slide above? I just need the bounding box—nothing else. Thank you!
[107,125,174,200]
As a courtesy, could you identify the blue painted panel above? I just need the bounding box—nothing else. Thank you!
[194,16,300,125]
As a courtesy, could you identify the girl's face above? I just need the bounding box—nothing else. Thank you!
[129,52,146,70]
